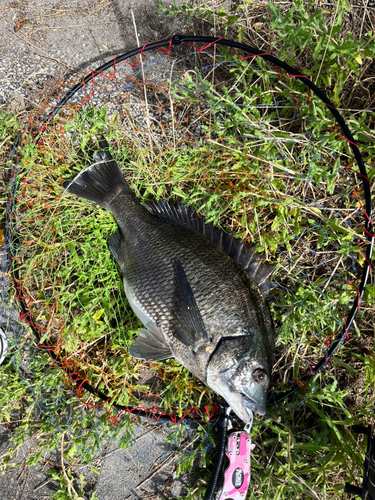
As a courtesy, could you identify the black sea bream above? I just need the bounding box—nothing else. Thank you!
[64,139,277,422]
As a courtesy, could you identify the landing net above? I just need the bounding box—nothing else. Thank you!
[2,36,373,496]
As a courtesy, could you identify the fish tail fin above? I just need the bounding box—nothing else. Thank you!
[63,137,132,209]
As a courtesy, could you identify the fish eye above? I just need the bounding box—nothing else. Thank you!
[253,368,267,383]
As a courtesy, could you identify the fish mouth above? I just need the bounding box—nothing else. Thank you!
[241,393,266,417]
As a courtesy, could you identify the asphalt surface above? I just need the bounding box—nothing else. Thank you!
[0,1,202,499]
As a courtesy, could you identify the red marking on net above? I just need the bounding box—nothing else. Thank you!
[62,361,77,369]
[78,394,108,409]
[343,316,350,340]
[336,134,359,151]
[292,380,306,390]
[61,361,88,384]
[322,101,341,113]
[124,42,151,68]
[184,38,224,52]
[272,65,313,104]
[150,406,194,424]
[352,189,373,226]
[324,334,336,348]
[362,226,375,238]
[132,405,175,423]
[230,47,273,61]
[323,335,338,366]
[94,57,118,83]
[107,409,125,426]
[158,38,173,56]
[34,125,47,141]
[107,404,218,427]
[37,343,59,353]
[68,370,85,382]
[205,404,219,420]
[345,165,370,183]
[329,125,340,134]
[346,279,361,313]
[110,56,117,80]
[346,158,355,167]
[357,242,372,270]
[90,70,95,98]
[77,378,90,392]
[308,366,316,377]
[19,311,32,322]
[273,64,311,82]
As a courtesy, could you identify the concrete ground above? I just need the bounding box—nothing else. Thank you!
[0,1,204,499]
[0,0,190,111]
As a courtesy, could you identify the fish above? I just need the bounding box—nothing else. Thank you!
[63,138,277,423]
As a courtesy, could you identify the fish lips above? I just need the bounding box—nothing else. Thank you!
[221,388,266,423]
[240,393,266,419]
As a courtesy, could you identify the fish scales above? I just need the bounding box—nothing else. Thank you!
[114,203,263,339]
[111,197,254,327]
[64,139,277,422]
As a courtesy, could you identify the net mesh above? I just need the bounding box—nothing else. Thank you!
[2,38,373,496]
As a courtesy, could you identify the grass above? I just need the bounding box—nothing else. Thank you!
[1,0,375,499]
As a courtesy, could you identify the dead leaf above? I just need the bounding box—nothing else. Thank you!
[15,18,25,32]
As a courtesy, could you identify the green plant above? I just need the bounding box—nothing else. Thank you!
[268,0,375,106]
[1,2,375,499]
[47,468,98,500]
[0,111,21,227]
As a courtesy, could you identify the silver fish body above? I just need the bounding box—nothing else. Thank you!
[64,139,277,422]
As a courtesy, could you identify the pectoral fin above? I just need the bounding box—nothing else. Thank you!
[108,228,122,267]
[170,260,211,352]
[129,323,173,361]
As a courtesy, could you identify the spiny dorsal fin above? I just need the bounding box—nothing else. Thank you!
[145,199,275,292]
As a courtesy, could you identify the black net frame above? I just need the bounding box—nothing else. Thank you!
[4,35,374,425]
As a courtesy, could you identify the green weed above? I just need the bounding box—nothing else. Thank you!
[1,1,375,499]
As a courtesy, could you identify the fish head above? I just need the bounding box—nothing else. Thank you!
[206,336,273,422]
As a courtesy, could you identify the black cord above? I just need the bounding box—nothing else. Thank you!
[0,327,8,365]
[345,426,375,499]
[204,405,230,500]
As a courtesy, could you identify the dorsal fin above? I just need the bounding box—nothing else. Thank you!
[145,199,276,293]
